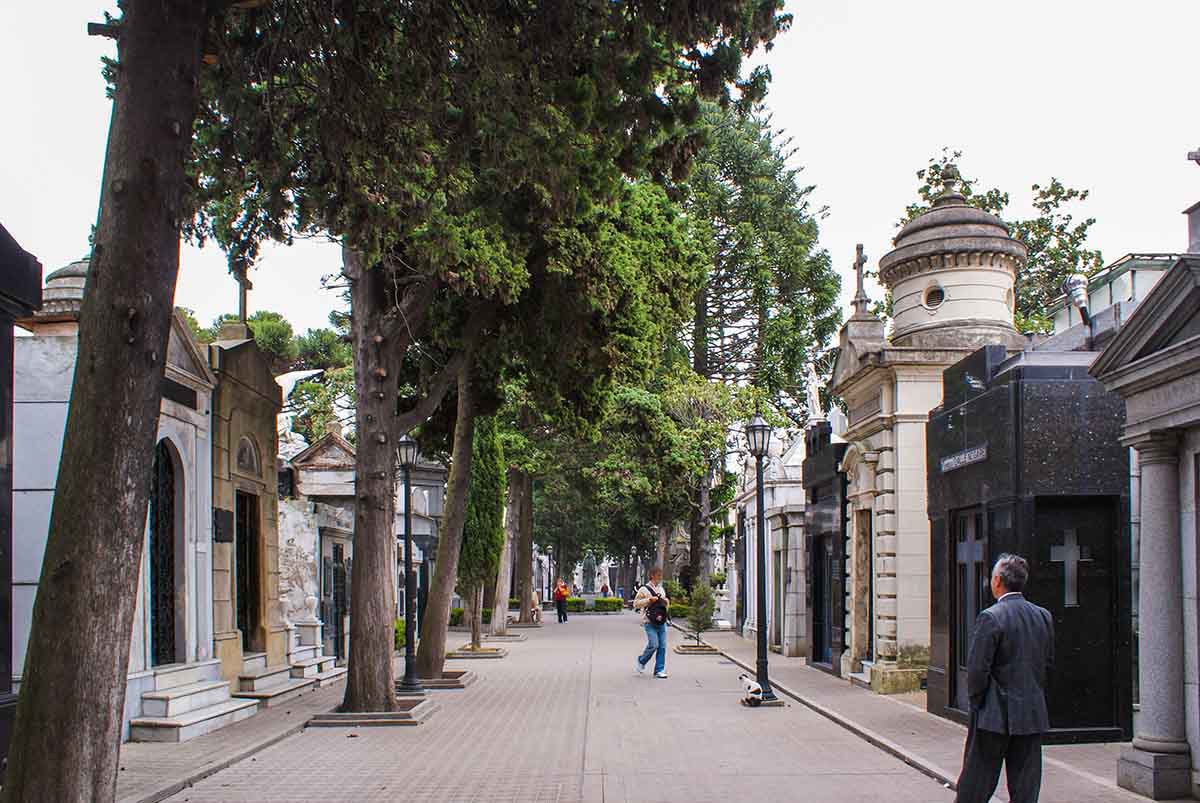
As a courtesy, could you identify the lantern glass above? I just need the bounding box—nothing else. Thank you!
[746,414,771,458]
[396,434,420,468]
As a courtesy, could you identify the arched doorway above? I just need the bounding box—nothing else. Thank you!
[149,440,182,666]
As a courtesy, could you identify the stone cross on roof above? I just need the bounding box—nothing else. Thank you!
[230,256,253,323]
[850,243,872,317]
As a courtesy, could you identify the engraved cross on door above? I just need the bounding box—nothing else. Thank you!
[1050,529,1092,608]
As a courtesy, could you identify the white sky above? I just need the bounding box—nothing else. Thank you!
[3,1,1197,335]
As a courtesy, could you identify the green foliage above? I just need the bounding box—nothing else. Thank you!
[682,105,841,418]
[900,149,1103,335]
[508,598,521,611]
[593,598,623,613]
[448,607,493,626]
[664,579,688,604]
[394,619,405,651]
[668,603,691,620]
[709,572,727,588]
[566,597,586,613]
[457,418,506,593]
[687,582,716,637]
[290,366,355,445]
[295,327,352,371]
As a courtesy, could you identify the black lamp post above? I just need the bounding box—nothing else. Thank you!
[746,412,778,704]
[396,434,424,696]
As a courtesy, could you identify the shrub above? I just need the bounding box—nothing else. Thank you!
[709,572,727,588]
[482,608,493,625]
[593,597,622,612]
[664,579,687,604]
[566,597,586,612]
[450,607,465,627]
[668,603,690,620]
[687,582,716,641]
[509,597,520,610]
[394,618,405,651]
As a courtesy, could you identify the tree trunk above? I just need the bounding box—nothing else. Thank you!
[691,463,712,586]
[470,586,483,650]
[656,525,669,580]
[2,4,209,800]
[490,469,521,635]
[514,471,535,623]
[415,366,476,678]
[340,246,399,713]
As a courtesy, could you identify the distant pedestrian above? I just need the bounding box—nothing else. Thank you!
[633,566,670,678]
[553,579,570,623]
[600,583,611,597]
[954,554,1054,803]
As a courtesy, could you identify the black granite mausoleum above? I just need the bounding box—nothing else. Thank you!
[0,225,41,761]
[802,420,848,676]
[926,345,1132,743]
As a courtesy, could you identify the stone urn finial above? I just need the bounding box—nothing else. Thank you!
[935,164,965,205]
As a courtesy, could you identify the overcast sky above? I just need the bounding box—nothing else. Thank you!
[3,1,1197,335]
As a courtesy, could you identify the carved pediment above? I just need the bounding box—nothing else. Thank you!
[166,310,217,388]
[290,431,356,469]
[1091,257,1200,380]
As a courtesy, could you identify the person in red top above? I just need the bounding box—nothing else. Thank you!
[553,579,571,623]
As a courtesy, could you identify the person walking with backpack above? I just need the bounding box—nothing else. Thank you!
[634,566,670,678]
[553,578,570,623]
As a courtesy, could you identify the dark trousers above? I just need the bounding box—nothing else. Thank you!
[955,716,1042,803]
[556,600,568,622]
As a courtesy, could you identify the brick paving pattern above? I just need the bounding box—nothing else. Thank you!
[158,615,953,802]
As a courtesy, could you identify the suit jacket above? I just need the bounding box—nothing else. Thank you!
[967,592,1054,735]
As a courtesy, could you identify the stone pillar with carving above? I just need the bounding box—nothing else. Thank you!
[1118,433,1191,799]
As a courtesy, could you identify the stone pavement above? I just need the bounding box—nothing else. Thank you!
[156,614,953,802]
[116,681,348,803]
[699,628,1194,803]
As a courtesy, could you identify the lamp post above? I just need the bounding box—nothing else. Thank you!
[745,412,778,704]
[396,434,424,696]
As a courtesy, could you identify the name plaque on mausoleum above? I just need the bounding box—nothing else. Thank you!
[940,444,987,473]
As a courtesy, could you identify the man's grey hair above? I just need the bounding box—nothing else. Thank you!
[992,553,1029,593]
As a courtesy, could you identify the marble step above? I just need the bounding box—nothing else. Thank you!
[233,675,317,708]
[290,655,336,679]
[141,679,232,718]
[238,663,293,692]
[291,644,319,663]
[314,666,348,688]
[130,697,259,743]
[241,651,268,674]
[151,659,222,692]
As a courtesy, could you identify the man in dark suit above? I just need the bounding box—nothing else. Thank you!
[955,553,1054,803]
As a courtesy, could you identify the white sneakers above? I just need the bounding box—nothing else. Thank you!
[654,671,669,679]
[635,659,646,675]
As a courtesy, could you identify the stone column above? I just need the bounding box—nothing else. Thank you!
[1119,433,1192,800]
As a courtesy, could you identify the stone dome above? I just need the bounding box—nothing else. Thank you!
[35,256,90,321]
[878,170,1027,349]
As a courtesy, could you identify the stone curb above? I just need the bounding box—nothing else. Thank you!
[690,628,961,794]
[117,719,308,803]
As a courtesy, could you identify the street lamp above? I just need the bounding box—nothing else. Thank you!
[745,412,778,705]
[396,433,424,696]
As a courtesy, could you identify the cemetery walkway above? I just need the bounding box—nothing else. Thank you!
[146,613,954,803]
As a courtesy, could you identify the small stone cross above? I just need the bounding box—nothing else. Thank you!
[231,258,253,323]
[851,243,871,316]
[1050,529,1092,608]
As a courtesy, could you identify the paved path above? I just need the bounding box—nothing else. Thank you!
[160,614,953,802]
[701,628,1193,803]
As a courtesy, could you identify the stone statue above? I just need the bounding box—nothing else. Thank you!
[582,553,597,593]
[806,362,825,424]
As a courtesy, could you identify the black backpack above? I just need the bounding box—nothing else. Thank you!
[643,585,668,625]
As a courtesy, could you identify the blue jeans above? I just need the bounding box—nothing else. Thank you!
[639,622,667,674]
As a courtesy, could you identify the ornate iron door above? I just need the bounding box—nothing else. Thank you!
[149,441,176,666]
